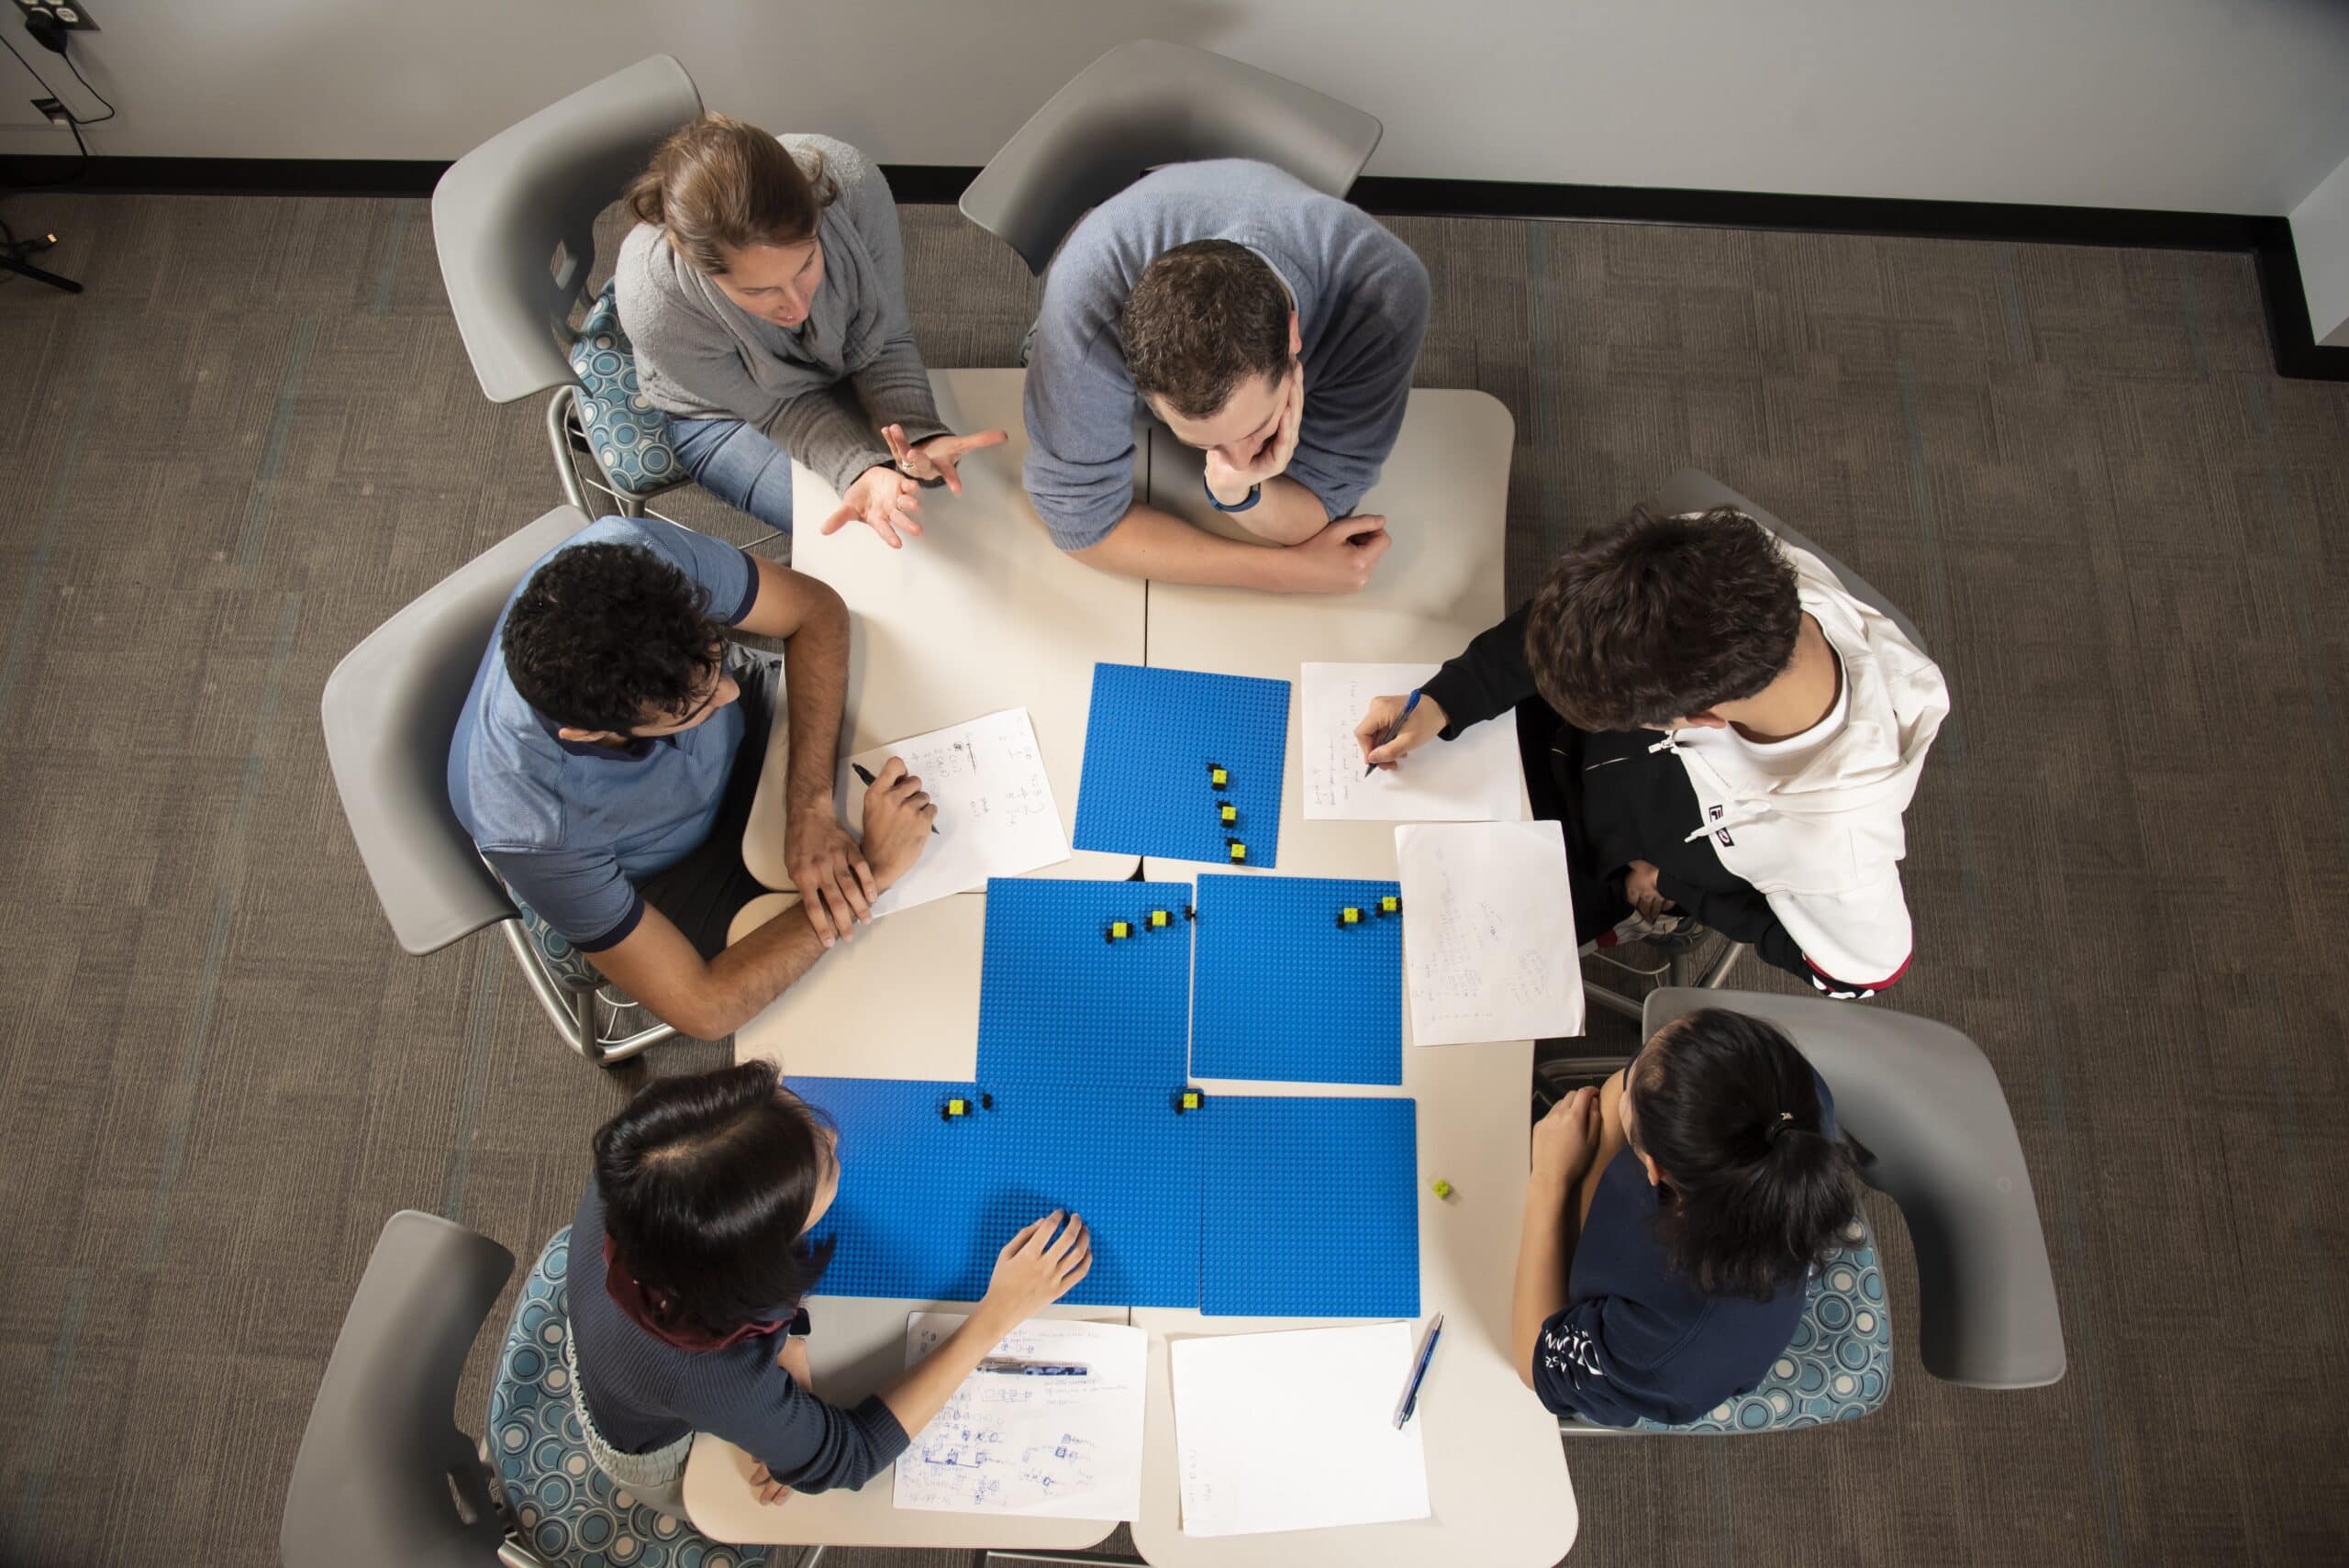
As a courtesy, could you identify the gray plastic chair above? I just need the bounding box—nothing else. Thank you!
[959,39,1383,275]
[320,504,675,1063]
[1583,469,1935,1018]
[431,54,704,521]
[1647,988,2065,1390]
[280,1211,529,1568]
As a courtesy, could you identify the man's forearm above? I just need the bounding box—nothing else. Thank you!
[695,902,832,1037]
[1069,502,1297,589]
[1219,475,1328,547]
[778,589,852,822]
[1511,1176,1575,1386]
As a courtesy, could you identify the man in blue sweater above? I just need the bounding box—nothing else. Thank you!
[1022,159,1430,593]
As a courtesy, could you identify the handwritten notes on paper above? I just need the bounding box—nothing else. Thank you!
[1300,662,1527,822]
[1172,1322,1431,1538]
[845,709,1070,917]
[893,1314,1146,1521]
[1396,821,1584,1045]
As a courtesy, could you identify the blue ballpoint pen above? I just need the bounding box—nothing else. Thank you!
[1393,1312,1445,1429]
[1366,689,1425,777]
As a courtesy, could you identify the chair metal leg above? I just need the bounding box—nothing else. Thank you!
[545,387,591,514]
[1585,982,1646,1022]
[1692,940,1748,989]
[496,918,677,1066]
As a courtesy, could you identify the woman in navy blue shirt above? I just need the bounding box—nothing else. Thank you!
[565,1062,1091,1513]
[1511,1008,1859,1426]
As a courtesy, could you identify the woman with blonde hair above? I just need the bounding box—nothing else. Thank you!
[618,116,1003,546]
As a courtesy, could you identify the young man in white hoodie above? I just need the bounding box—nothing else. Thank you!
[1356,504,1947,997]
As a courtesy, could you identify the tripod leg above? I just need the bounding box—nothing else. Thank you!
[0,250,83,294]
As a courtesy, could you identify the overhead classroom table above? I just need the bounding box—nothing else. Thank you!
[740,368,1143,893]
[1141,390,1521,883]
[700,381,1575,1563]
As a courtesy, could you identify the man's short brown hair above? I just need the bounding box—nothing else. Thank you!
[1524,506,1802,731]
[1118,240,1290,420]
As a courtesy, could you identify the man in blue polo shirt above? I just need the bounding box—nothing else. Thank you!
[448,515,936,1040]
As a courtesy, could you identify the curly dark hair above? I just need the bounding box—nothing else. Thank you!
[501,542,724,734]
[1524,506,1801,732]
[1119,239,1291,421]
[594,1061,838,1339]
[1629,1009,1859,1301]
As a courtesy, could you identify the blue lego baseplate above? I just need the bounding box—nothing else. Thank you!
[1073,662,1289,869]
[975,877,1194,1087]
[973,1080,1201,1308]
[1190,873,1405,1085]
[1199,1095,1420,1318]
[786,1075,1002,1303]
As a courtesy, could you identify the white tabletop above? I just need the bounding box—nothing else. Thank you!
[726,891,986,1074]
[702,382,1573,1562]
[740,369,1141,893]
[1142,390,1521,882]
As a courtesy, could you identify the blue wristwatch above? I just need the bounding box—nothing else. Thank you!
[1204,473,1262,513]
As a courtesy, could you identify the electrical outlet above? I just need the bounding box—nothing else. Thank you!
[30,95,68,124]
[14,1,98,32]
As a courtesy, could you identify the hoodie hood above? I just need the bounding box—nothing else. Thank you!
[1656,539,1949,987]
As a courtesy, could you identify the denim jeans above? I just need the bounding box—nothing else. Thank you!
[666,414,796,534]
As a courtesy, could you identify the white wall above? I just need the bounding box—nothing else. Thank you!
[2292,153,2349,348]
[4,1,2348,215]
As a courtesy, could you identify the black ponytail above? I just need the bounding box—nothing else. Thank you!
[1629,1009,1859,1300]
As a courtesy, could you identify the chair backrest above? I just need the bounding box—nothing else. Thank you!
[281,1211,518,1568]
[432,54,703,404]
[959,39,1384,275]
[1648,468,1932,656]
[1643,987,2065,1389]
[321,505,589,956]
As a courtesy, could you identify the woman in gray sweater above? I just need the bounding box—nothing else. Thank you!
[617,116,1003,546]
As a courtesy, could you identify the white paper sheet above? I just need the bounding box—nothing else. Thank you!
[893,1314,1148,1520]
[843,709,1070,917]
[1300,662,1528,822]
[1396,820,1584,1045]
[1171,1322,1431,1538]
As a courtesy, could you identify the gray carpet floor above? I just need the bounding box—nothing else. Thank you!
[1,187,2345,1567]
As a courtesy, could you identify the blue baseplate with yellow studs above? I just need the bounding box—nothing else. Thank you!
[977,877,1193,1086]
[789,794,1422,1315]
[1190,873,1406,1085]
[1072,662,1290,868]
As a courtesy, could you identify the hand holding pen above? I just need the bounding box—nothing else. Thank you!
[1355,688,1449,775]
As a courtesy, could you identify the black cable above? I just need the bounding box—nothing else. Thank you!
[59,49,113,122]
[1,28,109,128]
[0,28,95,191]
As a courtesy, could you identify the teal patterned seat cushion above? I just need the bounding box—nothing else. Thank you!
[1633,1213,1893,1432]
[490,865,601,991]
[570,286,685,500]
[488,1227,766,1568]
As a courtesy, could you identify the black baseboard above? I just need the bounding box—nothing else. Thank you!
[3,153,2342,379]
